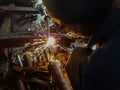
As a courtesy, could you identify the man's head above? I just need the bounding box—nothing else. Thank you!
[42,0,116,36]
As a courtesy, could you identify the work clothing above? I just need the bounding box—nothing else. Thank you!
[81,6,120,90]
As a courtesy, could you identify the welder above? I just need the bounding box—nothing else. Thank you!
[42,0,120,90]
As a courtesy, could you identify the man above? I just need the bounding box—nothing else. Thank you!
[43,0,120,90]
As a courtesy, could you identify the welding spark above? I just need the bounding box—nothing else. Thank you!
[47,37,56,46]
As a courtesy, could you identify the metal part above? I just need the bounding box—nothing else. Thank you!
[0,1,87,90]
[23,54,33,67]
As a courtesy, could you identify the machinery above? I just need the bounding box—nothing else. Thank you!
[0,1,88,90]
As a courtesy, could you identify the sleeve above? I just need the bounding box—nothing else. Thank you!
[81,48,113,90]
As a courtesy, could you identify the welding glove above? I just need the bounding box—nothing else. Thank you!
[48,61,73,90]
[48,61,65,83]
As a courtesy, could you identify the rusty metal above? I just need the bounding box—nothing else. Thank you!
[30,78,50,89]
[23,54,33,67]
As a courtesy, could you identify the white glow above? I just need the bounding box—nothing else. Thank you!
[47,37,55,46]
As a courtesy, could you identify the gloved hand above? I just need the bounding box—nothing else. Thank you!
[48,61,73,90]
[48,61,65,84]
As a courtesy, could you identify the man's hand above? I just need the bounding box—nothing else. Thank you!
[48,61,73,90]
[48,61,64,83]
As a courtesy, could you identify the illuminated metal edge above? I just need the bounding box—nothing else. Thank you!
[0,33,45,48]
[0,6,39,14]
